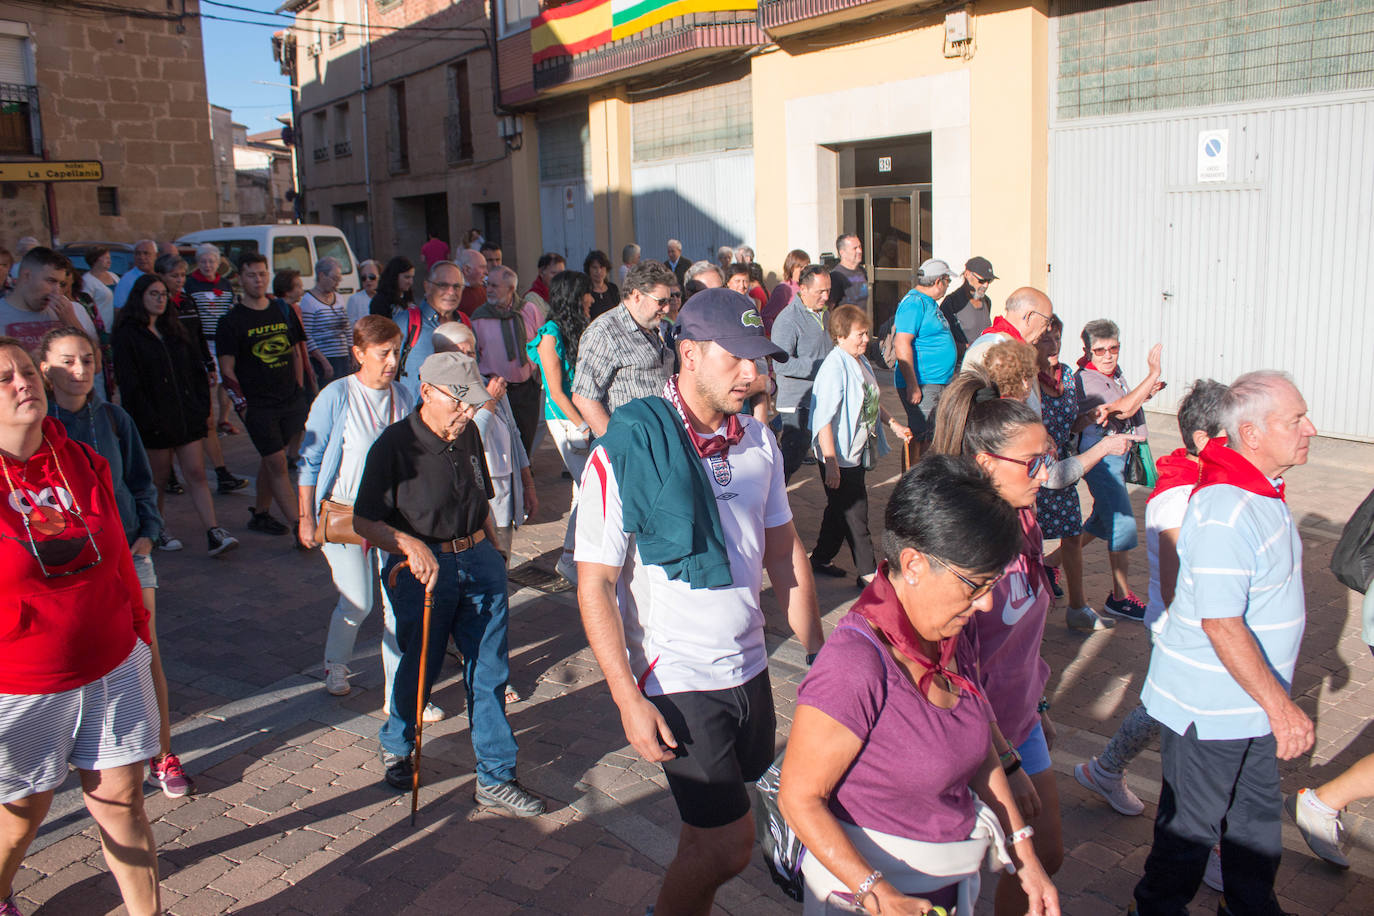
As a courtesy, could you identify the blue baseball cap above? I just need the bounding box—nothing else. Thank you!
[673,288,788,362]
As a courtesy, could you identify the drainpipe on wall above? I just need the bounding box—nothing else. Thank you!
[359,0,373,251]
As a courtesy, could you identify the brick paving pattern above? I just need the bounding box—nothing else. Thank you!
[13,405,1374,915]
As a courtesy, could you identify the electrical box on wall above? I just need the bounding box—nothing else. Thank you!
[945,10,971,44]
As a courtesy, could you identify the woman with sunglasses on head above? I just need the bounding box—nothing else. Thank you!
[0,335,165,916]
[112,274,237,557]
[929,365,1064,916]
[346,260,380,330]
[1073,320,1165,623]
[780,455,1060,916]
[38,327,194,800]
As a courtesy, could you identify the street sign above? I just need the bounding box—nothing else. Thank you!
[0,161,103,183]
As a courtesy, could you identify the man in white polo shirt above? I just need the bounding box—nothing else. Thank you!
[576,288,824,916]
[1134,370,1317,916]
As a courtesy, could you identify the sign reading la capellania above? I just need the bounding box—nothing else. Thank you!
[0,161,104,183]
[532,0,754,64]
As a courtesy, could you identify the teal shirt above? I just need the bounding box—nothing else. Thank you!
[526,319,573,421]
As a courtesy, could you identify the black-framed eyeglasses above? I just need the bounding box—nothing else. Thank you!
[362,274,379,281]
[927,554,1003,599]
[22,509,102,579]
[987,451,1056,477]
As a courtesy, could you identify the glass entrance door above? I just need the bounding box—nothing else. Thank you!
[839,186,932,331]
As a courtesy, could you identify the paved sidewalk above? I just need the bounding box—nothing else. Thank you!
[13,407,1374,915]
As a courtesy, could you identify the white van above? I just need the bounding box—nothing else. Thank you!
[175,225,361,295]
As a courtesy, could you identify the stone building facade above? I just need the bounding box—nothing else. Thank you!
[281,0,529,272]
[0,0,217,247]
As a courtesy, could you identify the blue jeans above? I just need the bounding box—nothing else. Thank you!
[1082,450,1138,551]
[378,540,518,786]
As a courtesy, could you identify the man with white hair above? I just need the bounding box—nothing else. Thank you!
[456,249,488,317]
[1134,370,1317,916]
[432,321,537,559]
[962,286,1055,368]
[112,239,157,310]
[665,238,690,287]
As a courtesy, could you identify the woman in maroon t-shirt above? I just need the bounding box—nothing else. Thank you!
[781,456,1059,916]
[0,337,163,916]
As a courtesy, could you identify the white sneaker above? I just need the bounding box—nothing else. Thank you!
[1287,788,1349,868]
[1202,844,1223,892]
[421,702,446,723]
[1074,757,1145,816]
[555,551,577,584]
[324,665,352,696]
[1066,605,1115,631]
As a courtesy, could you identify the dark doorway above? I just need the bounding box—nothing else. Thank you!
[472,202,501,247]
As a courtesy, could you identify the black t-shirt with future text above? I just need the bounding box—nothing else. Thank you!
[353,410,494,543]
[215,299,305,407]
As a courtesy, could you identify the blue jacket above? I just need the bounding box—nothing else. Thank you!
[808,348,890,468]
[300,376,416,501]
[596,396,732,589]
[49,395,161,545]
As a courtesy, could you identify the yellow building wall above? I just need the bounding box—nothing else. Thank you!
[751,0,1049,297]
[589,90,636,263]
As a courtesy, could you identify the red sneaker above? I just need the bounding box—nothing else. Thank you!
[148,753,194,798]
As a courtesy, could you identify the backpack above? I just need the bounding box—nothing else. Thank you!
[876,317,897,370]
[396,306,424,379]
[1332,487,1374,594]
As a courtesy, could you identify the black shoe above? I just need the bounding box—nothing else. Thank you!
[247,508,288,535]
[165,475,185,495]
[1044,563,1064,598]
[216,469,247,494]
[810,559,847,579]
[382,752,413,790]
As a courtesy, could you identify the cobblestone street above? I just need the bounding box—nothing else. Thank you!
[13,409,1374,915]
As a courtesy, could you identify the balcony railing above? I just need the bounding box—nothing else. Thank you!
[0,83,40,157]
[312,146,330,162]
[334,140,352,158]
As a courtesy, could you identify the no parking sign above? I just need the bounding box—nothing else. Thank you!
[1197,129,1228,182]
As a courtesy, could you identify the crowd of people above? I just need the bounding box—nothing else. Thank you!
[0,231,1371,916]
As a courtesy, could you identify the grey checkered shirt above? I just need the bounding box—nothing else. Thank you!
[571,304,673,414]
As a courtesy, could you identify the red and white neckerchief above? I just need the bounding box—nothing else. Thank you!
[662,375,744,459]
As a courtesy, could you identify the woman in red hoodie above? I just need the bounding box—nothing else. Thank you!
[0,337,162,916]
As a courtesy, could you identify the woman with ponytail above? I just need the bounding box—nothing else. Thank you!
[930,366,1065,916]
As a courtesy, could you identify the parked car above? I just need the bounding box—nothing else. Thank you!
[175,225,360,295]
[58,242,136,275]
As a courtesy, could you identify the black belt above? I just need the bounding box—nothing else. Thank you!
[430,530,485,553]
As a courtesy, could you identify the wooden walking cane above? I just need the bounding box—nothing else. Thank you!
[388,560,434,827]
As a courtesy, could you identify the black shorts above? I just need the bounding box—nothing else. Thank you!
[646,670,776,829]
[244,397,308,457]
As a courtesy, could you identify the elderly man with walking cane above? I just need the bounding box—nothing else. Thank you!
[353,351,545,817]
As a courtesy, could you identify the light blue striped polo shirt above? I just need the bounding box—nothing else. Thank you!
[1140,482,1306,740]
